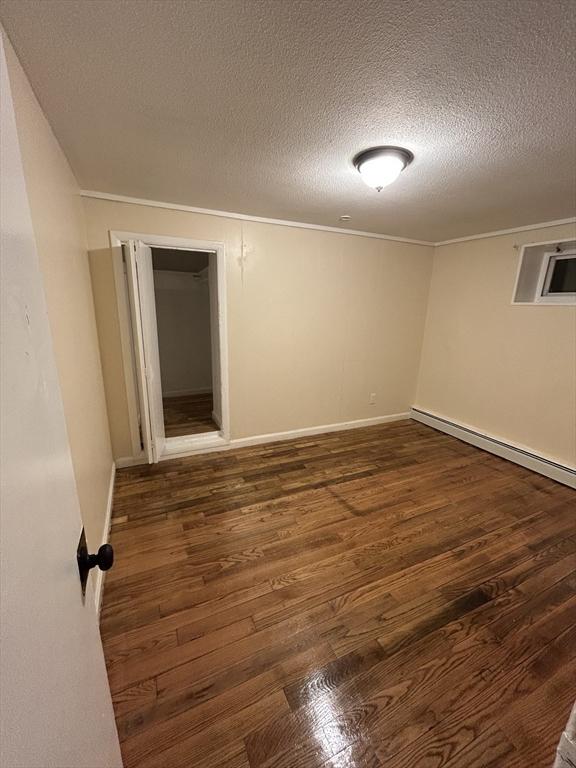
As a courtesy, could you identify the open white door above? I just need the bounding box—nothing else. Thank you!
[209,252,223,429]
[124,241,153,462]
[0,36,122,768]
[125,239,165,462]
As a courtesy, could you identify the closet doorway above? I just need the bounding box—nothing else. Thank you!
[153,248,217,438]
[114,232,229,462]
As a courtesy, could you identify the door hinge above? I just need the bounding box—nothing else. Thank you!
[138,420,144,451]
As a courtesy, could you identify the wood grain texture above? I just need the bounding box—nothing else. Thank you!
[100,419,576,768]
[163,392,217,436]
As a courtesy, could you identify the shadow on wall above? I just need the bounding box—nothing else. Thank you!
[89,246,135,460]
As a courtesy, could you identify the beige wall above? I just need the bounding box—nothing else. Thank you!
[415,223,576,468]
[7,29,573,480]
[83,197,434,456]
[5,38,114,550]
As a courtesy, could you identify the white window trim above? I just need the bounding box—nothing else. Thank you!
[512,239,576,306]
[535,249,576,305]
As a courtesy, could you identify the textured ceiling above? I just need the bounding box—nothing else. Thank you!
[1,0,575,241]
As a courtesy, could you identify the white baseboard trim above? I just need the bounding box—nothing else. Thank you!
[555,732,576,768]
[230,412,411,450]
[163,387,213,398]
[116,454,147,468]
[93,462,116,615]
[411,407,576,489]
[115,411,411,465]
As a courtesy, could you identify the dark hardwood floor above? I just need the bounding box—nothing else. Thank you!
[101,419,576,768]
[163,392,218,437]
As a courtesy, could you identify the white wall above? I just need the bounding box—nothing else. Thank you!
[1,30,122,767]
[5,35,114,551]
[84,196,434,457]
[415,223,576,468]
[83,200,576,471]
[153,269,213,397]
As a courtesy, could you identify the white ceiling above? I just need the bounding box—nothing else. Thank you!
[1,0,575,241]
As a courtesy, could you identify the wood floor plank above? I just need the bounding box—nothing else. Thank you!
[117,641,336,743]
[134,690,290,768]
[163,392,218,437]
[100,420,576,768]
[107,616,255,692]
[499,663,574,765]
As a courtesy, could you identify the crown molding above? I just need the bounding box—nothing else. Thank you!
[434,218,576,246]
[79,190,434,246]
[80,190,576,248]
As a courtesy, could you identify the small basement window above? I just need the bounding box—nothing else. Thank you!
[513,240,576,305]
[540,252,576,298]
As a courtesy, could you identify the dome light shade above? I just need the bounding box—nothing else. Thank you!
[353,146,414,191]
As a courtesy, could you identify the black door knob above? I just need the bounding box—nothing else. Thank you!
[77,543,114,584]
[90,544,114,572]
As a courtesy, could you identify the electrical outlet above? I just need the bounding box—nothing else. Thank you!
[369,392,376,405]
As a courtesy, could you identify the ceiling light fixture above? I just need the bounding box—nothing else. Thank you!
[353,146,414,192]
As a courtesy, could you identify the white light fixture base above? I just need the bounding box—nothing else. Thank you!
[353,146,414,191]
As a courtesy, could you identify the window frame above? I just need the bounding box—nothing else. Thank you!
[535,249,576,304]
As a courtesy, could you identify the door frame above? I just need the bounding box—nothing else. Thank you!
[110,230,230,461]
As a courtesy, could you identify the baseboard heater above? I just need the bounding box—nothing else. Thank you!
[410,407,576,490]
